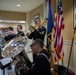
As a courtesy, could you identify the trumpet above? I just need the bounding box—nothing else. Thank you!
[0,31,12,38]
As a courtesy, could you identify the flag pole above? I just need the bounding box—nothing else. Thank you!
[50,43,54,68]
[56,0,58,12]
[47,36,54,68]
[65,27,76,75]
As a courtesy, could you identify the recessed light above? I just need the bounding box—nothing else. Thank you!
[17,4,20,7]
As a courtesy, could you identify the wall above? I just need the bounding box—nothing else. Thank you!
[0,10,26,21]
[62,0,73,41]
[62,0,74,69]
[30,4,44,25]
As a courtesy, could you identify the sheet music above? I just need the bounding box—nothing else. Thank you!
[0,57,13,66]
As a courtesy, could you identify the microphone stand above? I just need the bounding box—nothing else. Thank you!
[65,27,76,75]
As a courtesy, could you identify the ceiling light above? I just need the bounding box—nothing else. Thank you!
[17,4,20,7]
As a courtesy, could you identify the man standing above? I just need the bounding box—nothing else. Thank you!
[19,39,51,75]
[26,17,46,41]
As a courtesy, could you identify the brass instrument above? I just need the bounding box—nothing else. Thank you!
[1,36,27,57]
[15,50,32,75]
[30,20,47,32]
[24,20,47,32]
[0,31,8,37]
[1,36,32,75]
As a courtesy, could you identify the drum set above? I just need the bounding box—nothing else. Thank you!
[0,36,32,75]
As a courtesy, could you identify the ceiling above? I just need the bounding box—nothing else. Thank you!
[0,0,44,12]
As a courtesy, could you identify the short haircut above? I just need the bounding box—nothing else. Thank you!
[34,17,41,25]
[17,25,23,29]
[34,39,44,48]
[8,27,13,31]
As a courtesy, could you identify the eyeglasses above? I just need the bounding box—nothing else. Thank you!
[30,44,36,47]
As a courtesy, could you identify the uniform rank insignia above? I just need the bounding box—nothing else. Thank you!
[40,31,44,34]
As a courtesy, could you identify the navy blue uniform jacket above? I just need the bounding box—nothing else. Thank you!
[28,26,46,41]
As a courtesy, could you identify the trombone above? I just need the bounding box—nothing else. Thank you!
[24,20,47,32]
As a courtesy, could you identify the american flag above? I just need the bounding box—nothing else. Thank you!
[54,0,64,62]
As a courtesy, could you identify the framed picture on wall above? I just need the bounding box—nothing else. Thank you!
[33,13,40,25]
[74,0,76,28]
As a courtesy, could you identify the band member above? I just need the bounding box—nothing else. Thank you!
[4,27,16,41]
[26,17,46,62]
[26,17,46,41]
[19,39,51,75]
[0,27,16,69]
[16,24,25,36]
